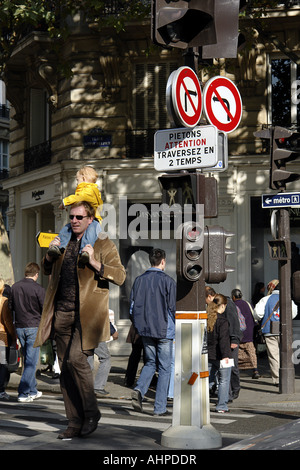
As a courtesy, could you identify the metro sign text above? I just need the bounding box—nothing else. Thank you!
[262,192,300,209]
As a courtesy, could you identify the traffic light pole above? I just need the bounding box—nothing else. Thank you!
[278,208,295,394]
[161,175,222,450]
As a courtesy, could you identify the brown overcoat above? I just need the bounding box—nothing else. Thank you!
[34,234,126,350]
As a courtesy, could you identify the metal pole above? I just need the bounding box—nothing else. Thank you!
[278,208,295,394]
[161,175,222,449]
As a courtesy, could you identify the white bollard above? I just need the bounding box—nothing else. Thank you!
[161,310,222,449]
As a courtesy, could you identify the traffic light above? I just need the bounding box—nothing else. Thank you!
[151,0,216,49]
[270,126,300,191]
[158,172,218,217]
[158,172,199,208]
[204,225,234,283]
[201,0,245,59]
[177,221,204,282]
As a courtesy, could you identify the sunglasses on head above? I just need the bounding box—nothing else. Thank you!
[69,215,89,220]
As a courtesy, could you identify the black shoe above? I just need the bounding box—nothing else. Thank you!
[252,371,260,379]
[132,389,143,412]
[47,245,62,259]
[57,426,81,440]
[80,410,101,437]
[78,251,90,265]
[153,410,171,416]
[95,389,109,397]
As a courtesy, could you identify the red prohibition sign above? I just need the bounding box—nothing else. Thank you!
[172,67,202,128]
[204,76,242,133]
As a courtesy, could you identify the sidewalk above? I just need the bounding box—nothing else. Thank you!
[3,353,300,451]
[6,353,300,411]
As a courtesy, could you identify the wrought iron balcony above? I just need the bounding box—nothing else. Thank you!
[125,129,155,159]
[24,141,51,172]
[0,105,9,119]
[0,169,9,180]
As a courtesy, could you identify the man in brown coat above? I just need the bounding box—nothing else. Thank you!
[34,201,126,440]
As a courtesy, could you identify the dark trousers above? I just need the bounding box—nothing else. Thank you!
[125,336,143,387]
[229,345,240,399]
[0,347,9,392]
[54,310,99,428]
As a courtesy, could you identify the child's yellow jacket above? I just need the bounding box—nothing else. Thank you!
[63,182,103,220]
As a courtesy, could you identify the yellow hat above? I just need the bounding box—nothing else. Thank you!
[267,279,279,295]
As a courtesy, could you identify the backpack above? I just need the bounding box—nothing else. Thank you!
[236,305,246,331]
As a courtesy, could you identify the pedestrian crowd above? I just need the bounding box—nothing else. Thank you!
[0,165,298,438]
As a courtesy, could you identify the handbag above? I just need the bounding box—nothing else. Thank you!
[258,301,280,340]
[256,326,265,344]
[8,340,20,373]
[270,320,280,334]
[40,339,54,365]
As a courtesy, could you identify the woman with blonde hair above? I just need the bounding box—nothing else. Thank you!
[0,279,16,400]
[207,293,233,413]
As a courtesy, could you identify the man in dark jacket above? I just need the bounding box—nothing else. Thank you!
[130,248,176,416]
[10,262,45,402]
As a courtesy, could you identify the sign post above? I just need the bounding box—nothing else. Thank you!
[262,198,295,394]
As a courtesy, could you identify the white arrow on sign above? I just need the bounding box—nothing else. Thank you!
[166,67,202,128]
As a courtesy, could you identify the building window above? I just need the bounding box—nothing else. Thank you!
[29,88,50,147]
[126,62,178,158]
[0,140,9,178]
[270,57,300,127]
[25,88,51,171]
[133,62,178,130]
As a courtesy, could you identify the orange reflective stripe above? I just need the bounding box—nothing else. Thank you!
[200,371,209,378]
[175,312,207,320]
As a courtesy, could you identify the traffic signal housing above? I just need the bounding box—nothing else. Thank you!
[201,0,245,59]
[151,0,216,49]
[151,0,244,58]
[177,221,204,282]
[270,127,300,191]
[158,172,218,217]
[204,225,235,283]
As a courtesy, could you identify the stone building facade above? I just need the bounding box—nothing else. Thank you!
[2,4,300,352]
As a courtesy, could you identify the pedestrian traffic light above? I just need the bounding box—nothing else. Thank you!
[177,221,204,282]
[158,172,218,217]
[270,126,300,191]
[204,225,235,283]
[201,0,245,59]
[151,0,216,49]
[158,172,198,208]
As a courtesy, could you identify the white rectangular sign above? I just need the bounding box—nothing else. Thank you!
[202,131,228,172]
[154,125,218,172]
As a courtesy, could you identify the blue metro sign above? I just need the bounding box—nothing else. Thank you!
[262,192,300,209]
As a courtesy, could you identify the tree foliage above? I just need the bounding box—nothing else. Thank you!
[0,0,298,75]
[0,0,150,74]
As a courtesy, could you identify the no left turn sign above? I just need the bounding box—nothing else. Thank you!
[203,76,242,133]
[167,66,202,128]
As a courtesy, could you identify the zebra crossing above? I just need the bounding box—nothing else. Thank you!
[0,390,258,448]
